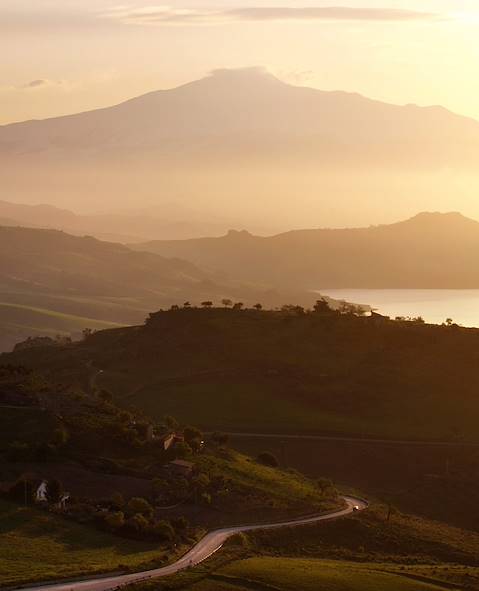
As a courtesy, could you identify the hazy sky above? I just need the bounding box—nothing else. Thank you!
[1,0,479,125]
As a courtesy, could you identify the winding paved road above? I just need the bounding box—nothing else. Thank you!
[19,496,367,591]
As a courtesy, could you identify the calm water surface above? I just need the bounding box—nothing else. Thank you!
[320,289,479,328]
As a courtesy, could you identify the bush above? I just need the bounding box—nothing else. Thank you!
[110,492,125,509]
[105,511,125,530]
[150,520,175,541]
[127,497,153,517]
[126,513,149,533]
[53,427,69,446]
[184,426,202,445]
[171,516,189,530]
[257,451,279,468]
[174,441,192,459]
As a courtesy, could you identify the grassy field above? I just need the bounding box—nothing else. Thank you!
[130,378,370,435]
[0,500,173,586]
[0,301,123,352]
[200,558,452,591]
[130,498,479,590]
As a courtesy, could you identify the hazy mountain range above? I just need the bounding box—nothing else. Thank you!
[136,212,479,289]
[1,68,479,226]
[0,199,251,242]
[2,68,478,161]
[0,225,319,352]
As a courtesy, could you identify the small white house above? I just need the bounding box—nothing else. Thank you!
[35,480,70,510]
[35,480,48,503]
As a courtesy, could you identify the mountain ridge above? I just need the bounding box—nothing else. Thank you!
[135,211,479,289]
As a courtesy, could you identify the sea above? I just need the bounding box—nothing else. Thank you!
[319,289,479,328]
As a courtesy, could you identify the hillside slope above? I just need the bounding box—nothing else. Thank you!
[137,212,479,289]
[5,307,479,441]
[0,226,316,351]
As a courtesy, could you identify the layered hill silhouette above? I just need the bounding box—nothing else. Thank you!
[137,212,479,289]
[0,199,238,242]
[0,226,316,351]
[1,68,479,219]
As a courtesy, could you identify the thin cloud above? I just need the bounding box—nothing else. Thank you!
[24,79,50,89]
[21,79,65,90]
[106,6,440,26]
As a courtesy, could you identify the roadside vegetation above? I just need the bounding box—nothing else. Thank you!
[0,364,341,586]
[0,498,184,587]
[131,504,479,591]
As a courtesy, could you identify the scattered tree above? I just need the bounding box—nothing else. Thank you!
[111,492,125,509]
[82,328,94,340]
[184,426,202,445]
[174,441,192,459]
[313,298,332,314]
[53,427,69,446]
[164,415,179,430]
[253,303,263,311]
[201,301,213,309]
[127,497,153,517]
[105,511,125,530]
[150,520,175,541]
[222,299,233,308]
[126,513,149,533]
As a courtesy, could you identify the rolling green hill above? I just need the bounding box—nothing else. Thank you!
[5,306,479,442]
[0,499,171,587]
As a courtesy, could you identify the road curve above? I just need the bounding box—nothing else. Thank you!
[19,496,367,591]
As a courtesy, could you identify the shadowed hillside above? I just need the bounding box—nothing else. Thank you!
[0,226,318,351]
[4,305,479,442]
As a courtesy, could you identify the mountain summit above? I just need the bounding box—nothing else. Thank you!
[2,68,478,154]
[1,69,479,216]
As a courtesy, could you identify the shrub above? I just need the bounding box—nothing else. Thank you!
[110,492,125,509]
[175,441,192,459]
[126,513,149,533]
[150,520,175,541]
[127,497,153,517]
[171,516,189,530]
[257,451,279,468]
[53,427,69,446]
[184,426,202,445]
[105,511,125,530]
